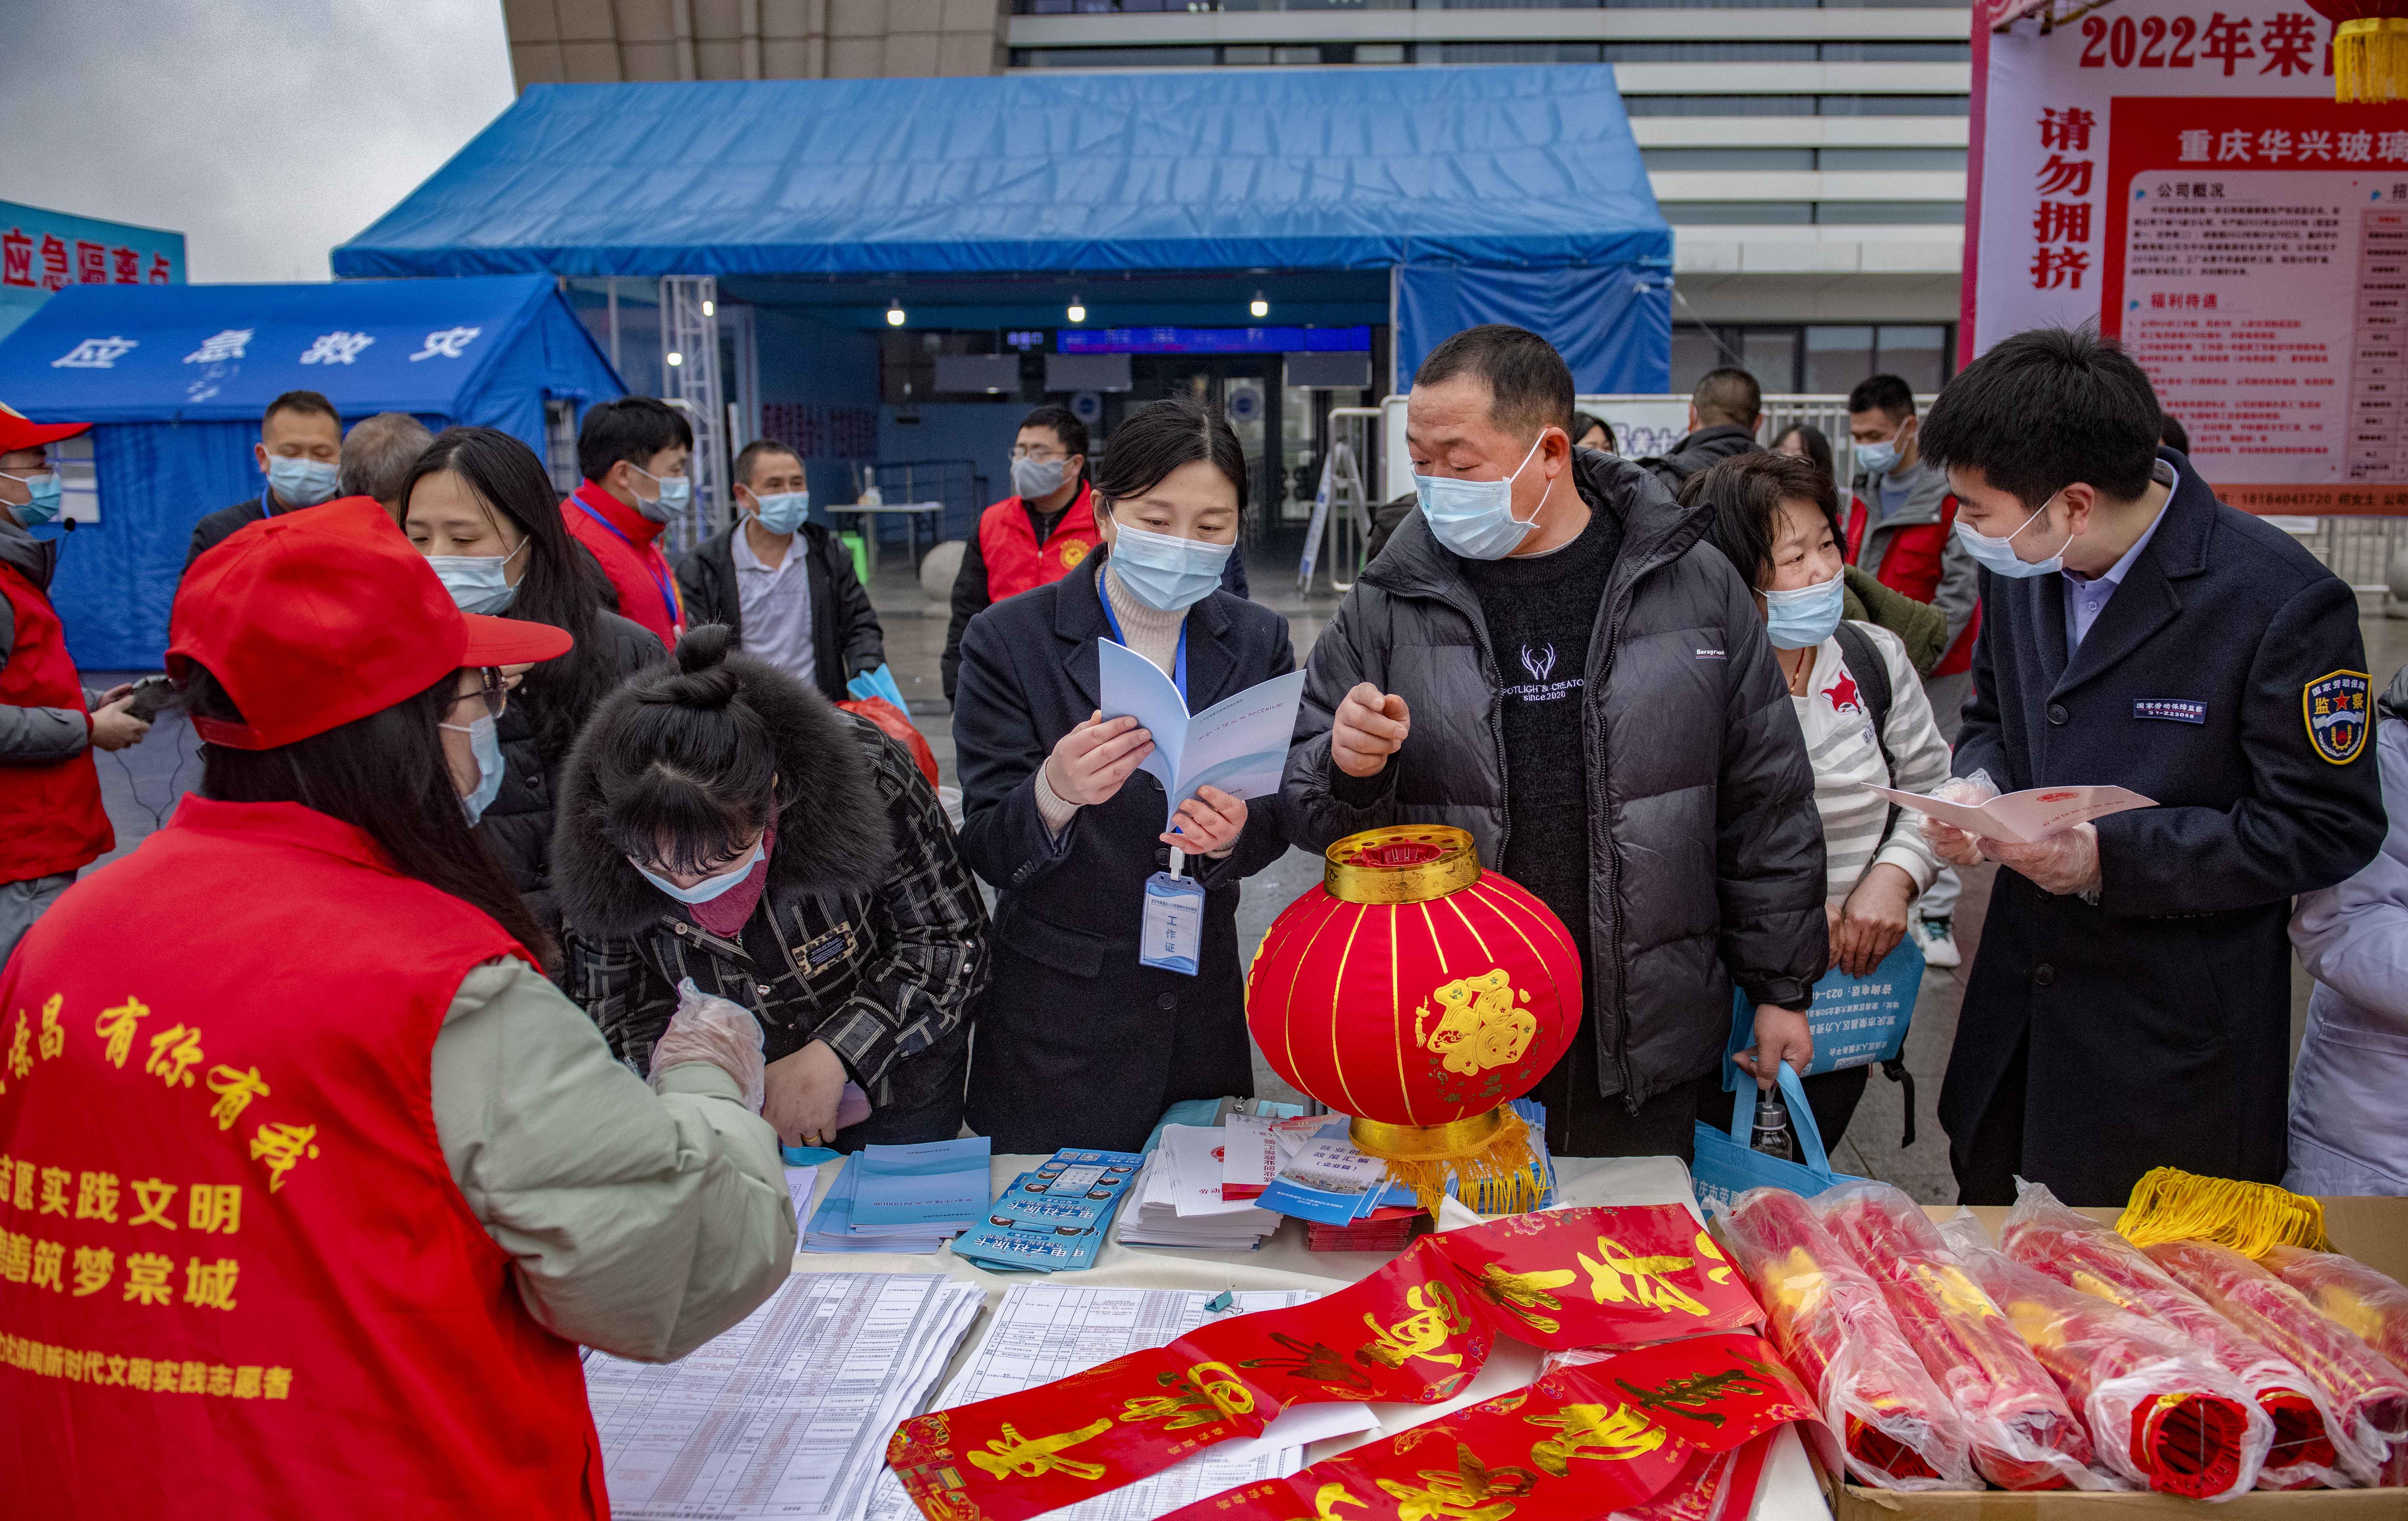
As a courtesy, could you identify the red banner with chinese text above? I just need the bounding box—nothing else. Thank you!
[885,1206,1805,1521]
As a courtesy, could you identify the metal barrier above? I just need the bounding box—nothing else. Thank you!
[854,458,990,551]
[1298,406,1383,595]
[2274,515,2408,597]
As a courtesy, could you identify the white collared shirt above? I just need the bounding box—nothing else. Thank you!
[732,523,816,685]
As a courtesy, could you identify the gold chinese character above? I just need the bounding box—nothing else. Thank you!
[74,1170,119,1224]
[0,1154,13,1209]
[70,1245,112,1296]
[248,1122,320,1193]
[1526,1404,1667,1475]
[144,1024,204,1088]
[188,1184,241,1235]
[9,1160,31,1211]
[207,1365,233,1397]
[36,995,61,1060]
[233,1364,262,1399]
[102,1355,126,1386]
[1360,1283,1473,1370]
[0,1230,22,1284]
[1374,1443,1539,1521]
[1283,1483,1367,1521]
[128,1358,152,1390]
[263,1367,293,1399]
[1468,1264,1578,1335]
[36,1166,69,1216]
[121,1252,175,1306]
[184,1257,238,1311]
[179,1359,206,1392]
[1693,1230,1735,1287]
[127,1177,179,1229]
[1911,1262,1999,1321]
[1414,969,1538,1077]
[28,1238,62,1292]
[204,1065,270,1130]
[1576,1236,1707,1317]
[967,1419,1115,1482]
[94,997,152,1068]
[5,1011,29,1080]
[1121,1361,1259,1431]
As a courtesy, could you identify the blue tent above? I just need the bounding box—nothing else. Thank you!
[0,275,622,668]
[333,68,1671,392]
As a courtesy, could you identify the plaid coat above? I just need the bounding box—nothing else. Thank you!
[552,654,987,1118]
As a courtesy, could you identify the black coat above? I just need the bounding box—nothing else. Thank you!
[476,609,664,940]
[1640,424,1762,495]
[1941,454,2387,1201]
[676,521,885,704]
[185,497,268,570]
[1280,451,1827,1109]
[952,553,1295,1153]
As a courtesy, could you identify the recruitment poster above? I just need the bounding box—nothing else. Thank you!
[1968,0,2408,513]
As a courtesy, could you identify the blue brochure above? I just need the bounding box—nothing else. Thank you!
[850,1137,993,1227]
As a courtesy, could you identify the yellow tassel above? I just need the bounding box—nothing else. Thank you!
[2115,1166,2331,1256]
[1353,1107,1547,1219]
[2336,19,2408,105]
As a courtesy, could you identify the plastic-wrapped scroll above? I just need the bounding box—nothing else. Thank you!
[2261,1245,2408,1379]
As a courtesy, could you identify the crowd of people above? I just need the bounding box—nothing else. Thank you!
[0,320,2399,1505]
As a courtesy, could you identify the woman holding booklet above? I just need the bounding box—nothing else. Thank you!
[953,397,1297,1154]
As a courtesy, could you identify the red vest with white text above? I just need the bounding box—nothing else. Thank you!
[978,482,1102,602]
[0,561,110,885]
[0,796,605,1520]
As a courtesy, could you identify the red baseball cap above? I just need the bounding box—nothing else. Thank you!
[0,402,91,454]
[170,496,573,750]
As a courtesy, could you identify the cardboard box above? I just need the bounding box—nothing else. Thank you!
[1819,1197,2408,1520]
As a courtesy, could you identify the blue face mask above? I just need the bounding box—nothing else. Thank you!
[1853,438,1899,477]
[3,470,63,527]
[1414,432,1552,560]
[1955,497,2070,579]
[428,536,527,616]
[632,465,692,524]
[630,836,764,905]
[1763,570,1845,650]
[747,490,810,536]
[265,454,340,509]
[441,713,507,826]
[1106,520,1232,612]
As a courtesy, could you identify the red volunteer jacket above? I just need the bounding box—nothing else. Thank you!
[0,560,110,884]
[565,479,685,648]
[979,482,1102,602]
[0,797,605,1519]
[1844,492,1980,678]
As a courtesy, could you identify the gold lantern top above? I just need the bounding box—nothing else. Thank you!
[1322,825,1481,905]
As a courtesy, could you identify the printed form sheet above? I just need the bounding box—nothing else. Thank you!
[866,1285,1329,1521]
[588,1271,984,1519]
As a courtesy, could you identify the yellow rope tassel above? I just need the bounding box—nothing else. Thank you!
[2336,19,2408,105]
[2116,1167,2331,1256]
[1353,1107,1547,1218]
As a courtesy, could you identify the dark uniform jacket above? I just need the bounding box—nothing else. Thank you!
[951,552,1295,1154]
[676,521,884,704]
[1942,452,2386,1201]
[1640,423,1762,495]
[1280,451,1828,1110]
[185,496,272,569]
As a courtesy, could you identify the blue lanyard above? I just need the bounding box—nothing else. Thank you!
[573,497,682,630]
[1096,574,1186,705]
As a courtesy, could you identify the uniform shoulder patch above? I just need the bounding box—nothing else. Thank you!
[2304,669,2373,765]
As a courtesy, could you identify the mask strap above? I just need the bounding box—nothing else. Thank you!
[1505,429,1556,527]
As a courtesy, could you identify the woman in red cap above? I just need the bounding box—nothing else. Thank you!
[0,498,796,1518]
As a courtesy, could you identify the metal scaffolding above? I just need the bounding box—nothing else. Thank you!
[658,275,726,557]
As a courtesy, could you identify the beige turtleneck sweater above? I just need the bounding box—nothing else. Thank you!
[1035,561,1189,835]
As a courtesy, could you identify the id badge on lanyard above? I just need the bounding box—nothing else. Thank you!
[1139,862,1205,976]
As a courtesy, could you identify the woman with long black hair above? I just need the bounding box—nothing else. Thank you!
[951,396,1296,1153]
[0,500,792,1515]
[401,426,665,941]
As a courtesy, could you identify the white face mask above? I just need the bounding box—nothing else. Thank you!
[1955,496,2071,579]
[630,464,691,524]
[427,536,529,616]
[439,713,506,826]
[1107,520,1233,612]
[630,836,764,905]
[1413,432,1553,560]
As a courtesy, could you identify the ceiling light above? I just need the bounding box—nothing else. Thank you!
[665,351,683,367]
[886,300,906,327]
[1067,296,1087,323]
[1249,291,1269,319]
[701,299,715,316]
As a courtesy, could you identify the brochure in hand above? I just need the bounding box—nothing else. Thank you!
[952,1148,1146,1273]
[1097,637,1307,828]
[1859,781,2155,844]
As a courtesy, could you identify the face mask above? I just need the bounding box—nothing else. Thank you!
[631,836,764,905]
[2,470,62,527]
[427,536,528,616]
[1107,520,1232,612]
[747,490,810,536]
[1012,456,1069,501]
[631,465,691,524]
[1414,433,1553,561]
[1853,438,1897,477]
[265,454,340,509]
[1763,570,1845,650]
[1955,497,2069,579]
[439,713,506,826]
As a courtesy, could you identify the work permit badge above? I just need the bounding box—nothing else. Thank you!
[1139,851,1204,976]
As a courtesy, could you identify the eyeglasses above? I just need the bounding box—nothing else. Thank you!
[447,667,508,723]
[1010,445,1066,462]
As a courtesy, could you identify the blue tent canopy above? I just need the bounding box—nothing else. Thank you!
[333,68,1671,391]
[0,275,623,669]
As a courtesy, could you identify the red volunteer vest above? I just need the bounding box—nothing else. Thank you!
[1844,493,1980,678]
[565,480,685,649]
[0,561,111,883]
[0,797,605,1520]
[978,482,1102,602]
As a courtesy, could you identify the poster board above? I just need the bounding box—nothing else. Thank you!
[1968,0,2408,513]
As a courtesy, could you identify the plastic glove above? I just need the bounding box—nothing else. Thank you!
[649,977,767,1114]
[1920,769,1999,869]
[1981,821,2103,898]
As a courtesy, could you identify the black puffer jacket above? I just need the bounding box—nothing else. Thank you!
[477,610,665,938]
[1640,423,1762,495]
[1280,451,1827,1109]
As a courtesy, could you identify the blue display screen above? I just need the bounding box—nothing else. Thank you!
[1057,325,1372,355]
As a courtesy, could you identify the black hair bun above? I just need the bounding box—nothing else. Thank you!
[659,624,741,707]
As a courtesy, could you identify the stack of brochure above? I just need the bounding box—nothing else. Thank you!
[1117,1124,1283,1249]
[951,1148,1145,1273]
[1255,1100,1557,1230]
[802,1137,991,1253]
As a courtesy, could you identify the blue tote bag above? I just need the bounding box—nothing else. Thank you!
[1691,1060,1869,1216]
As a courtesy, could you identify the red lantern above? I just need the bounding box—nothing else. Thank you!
[1246,825,1581,1214]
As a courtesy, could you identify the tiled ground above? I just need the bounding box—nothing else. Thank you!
[86,541,2408,1202]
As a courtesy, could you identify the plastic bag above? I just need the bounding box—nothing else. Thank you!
[1716,1186,1979,1490]
[2146,1239,2408,1478]
[1812,1181,2098,1489]
[2262,1244,2408,1379]
[2002,1181,2353,1489]
[1935,1213,2267,1497]
[650,977,768,1115]
[836,694,940,788]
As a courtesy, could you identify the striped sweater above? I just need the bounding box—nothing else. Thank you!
[1793,620,1952,903]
